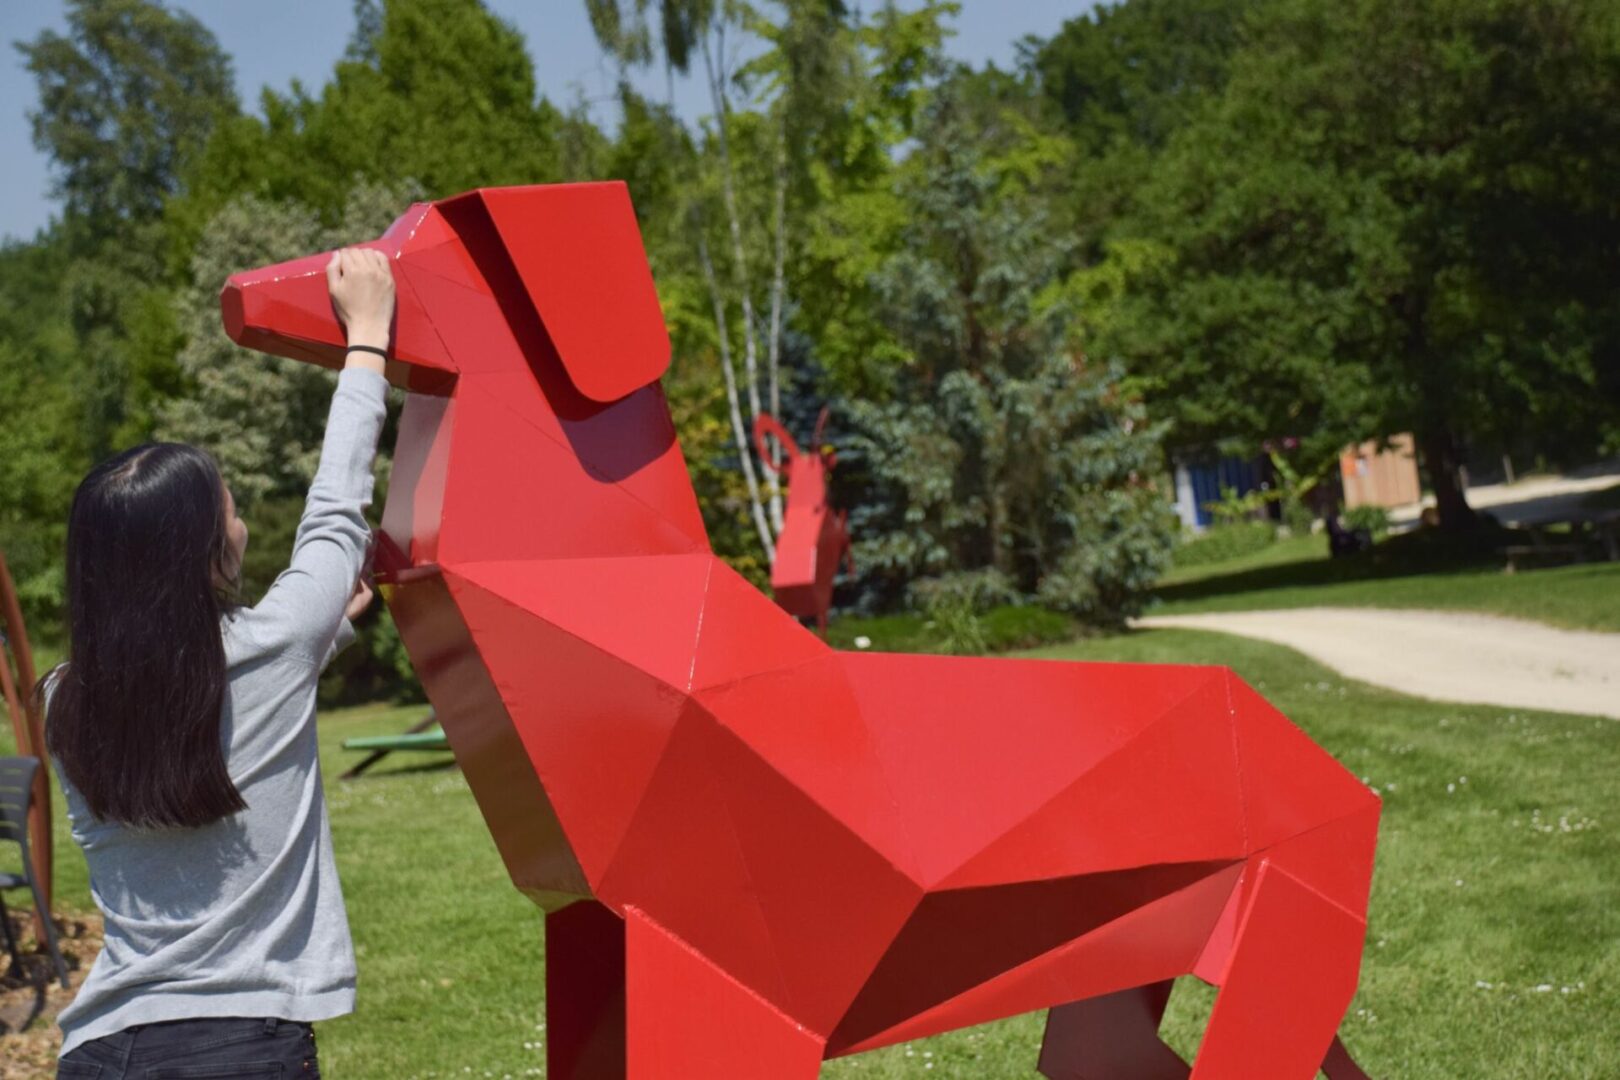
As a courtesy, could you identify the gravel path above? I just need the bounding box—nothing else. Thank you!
[1136,608,1620,719]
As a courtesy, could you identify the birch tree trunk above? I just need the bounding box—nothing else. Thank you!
[699,234,776,560]
[700,29,782,523]
[765,128,789,532]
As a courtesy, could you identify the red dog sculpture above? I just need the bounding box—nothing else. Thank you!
[753,409,852,634]
[223,182,1379,1079]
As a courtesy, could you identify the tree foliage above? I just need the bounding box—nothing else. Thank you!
[839,84,1174,624]
[1045,0,1620,528]
[18,0,236,236]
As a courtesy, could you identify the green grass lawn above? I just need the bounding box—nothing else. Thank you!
[9,627,1615,1077]
[1155,529,1620,631]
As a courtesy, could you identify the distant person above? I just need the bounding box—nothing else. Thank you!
[43,250,395,1079]
[1326,510,1373,557]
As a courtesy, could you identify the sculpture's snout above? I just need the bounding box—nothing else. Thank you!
[221,243,457,394]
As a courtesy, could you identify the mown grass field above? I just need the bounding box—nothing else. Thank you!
[1155,530,1620,632]
[7,628,1614,1077]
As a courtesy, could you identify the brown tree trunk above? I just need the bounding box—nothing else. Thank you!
[1418,426,1478,531]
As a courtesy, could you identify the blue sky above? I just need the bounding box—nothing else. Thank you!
[0,1,1097,243]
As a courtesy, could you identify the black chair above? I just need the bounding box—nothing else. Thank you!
[0,756,69,988]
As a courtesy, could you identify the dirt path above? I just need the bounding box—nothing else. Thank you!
[1136,608,1620,719]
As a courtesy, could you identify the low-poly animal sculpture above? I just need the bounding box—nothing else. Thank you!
[223,182,1380,1079]
[753,409,852,634]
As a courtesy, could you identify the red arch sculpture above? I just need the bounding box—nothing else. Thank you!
[223,182,1378,1079]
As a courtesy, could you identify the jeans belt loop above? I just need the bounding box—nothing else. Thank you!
[264,1017,279,1035]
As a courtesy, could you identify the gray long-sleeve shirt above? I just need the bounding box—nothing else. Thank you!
[55,367,389,1055]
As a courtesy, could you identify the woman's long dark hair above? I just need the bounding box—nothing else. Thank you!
[46,443,247,828]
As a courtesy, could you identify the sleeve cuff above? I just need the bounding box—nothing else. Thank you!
[336,365,390,399]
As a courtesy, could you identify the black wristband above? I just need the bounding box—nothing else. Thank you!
[345,343,389,360]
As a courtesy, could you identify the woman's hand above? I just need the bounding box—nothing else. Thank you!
[344,576,375,622]
[326,247,396,367]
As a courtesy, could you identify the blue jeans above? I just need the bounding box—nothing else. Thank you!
[57,1017,319,1079]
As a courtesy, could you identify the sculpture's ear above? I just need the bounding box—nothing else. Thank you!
[463,182,671,403]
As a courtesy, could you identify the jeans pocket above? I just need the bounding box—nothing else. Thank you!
[56,1062,104,1080]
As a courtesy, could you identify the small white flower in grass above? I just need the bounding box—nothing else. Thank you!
[1535,984,1554,993]
[854,635,872,649]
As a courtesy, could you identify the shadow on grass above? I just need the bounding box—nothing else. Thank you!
[1154,526,1517,607]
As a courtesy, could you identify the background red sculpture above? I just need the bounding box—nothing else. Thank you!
[1,547,52,937]
[223,182,1379,1079]
[753,409,852,634]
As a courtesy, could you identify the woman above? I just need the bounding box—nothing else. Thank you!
[48,249,395,1078]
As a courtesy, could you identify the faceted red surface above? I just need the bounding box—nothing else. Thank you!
[224,181,1382,1079]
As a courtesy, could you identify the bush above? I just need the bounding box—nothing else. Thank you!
[827,603,1078,655]
[1171,520,1276,568]
[907,568,1019,614]
[1342,505,1391,536]
[919,592,990,656]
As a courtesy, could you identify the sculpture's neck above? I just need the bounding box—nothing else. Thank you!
[786,461,829,516]
[393,377,710,569]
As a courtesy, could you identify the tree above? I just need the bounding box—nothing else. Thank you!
[1084,0,1620,529]
[17,0,239,456]
[157,181,425,702]
[171,0,596,257]
[585,0,955,560]
[0,237,84,628]
[841,83,1175,624]
[18,0,236,236]
[1032,0,1248,156]
[158,181,420,503]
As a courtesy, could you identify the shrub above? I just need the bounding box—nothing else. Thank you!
[907,568,1019,614]
[1342,505,1391,536]
[827,603,1077,656]
[1171,520,1276,568]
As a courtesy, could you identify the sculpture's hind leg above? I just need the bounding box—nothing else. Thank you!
[1322,1035,1375,1080]
[623,906,825,1079]
[1188,861,1366,1080]
[547,902,627,1080]
[1038,980,1188,1080]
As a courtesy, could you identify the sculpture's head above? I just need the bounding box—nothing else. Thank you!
[219,182,670,403]
[755,408,836,512]
[222,182,708,581]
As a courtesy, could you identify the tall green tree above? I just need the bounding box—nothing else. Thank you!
[18,0,236,238]
[0,237,83,626]
[172,0,598,257]
[585,0,954,557]
[1085,0,1620,528]
[1032,0,1248,156]
[17,0,239,456]
[156,182,424,702]
[842,82,1174,623]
